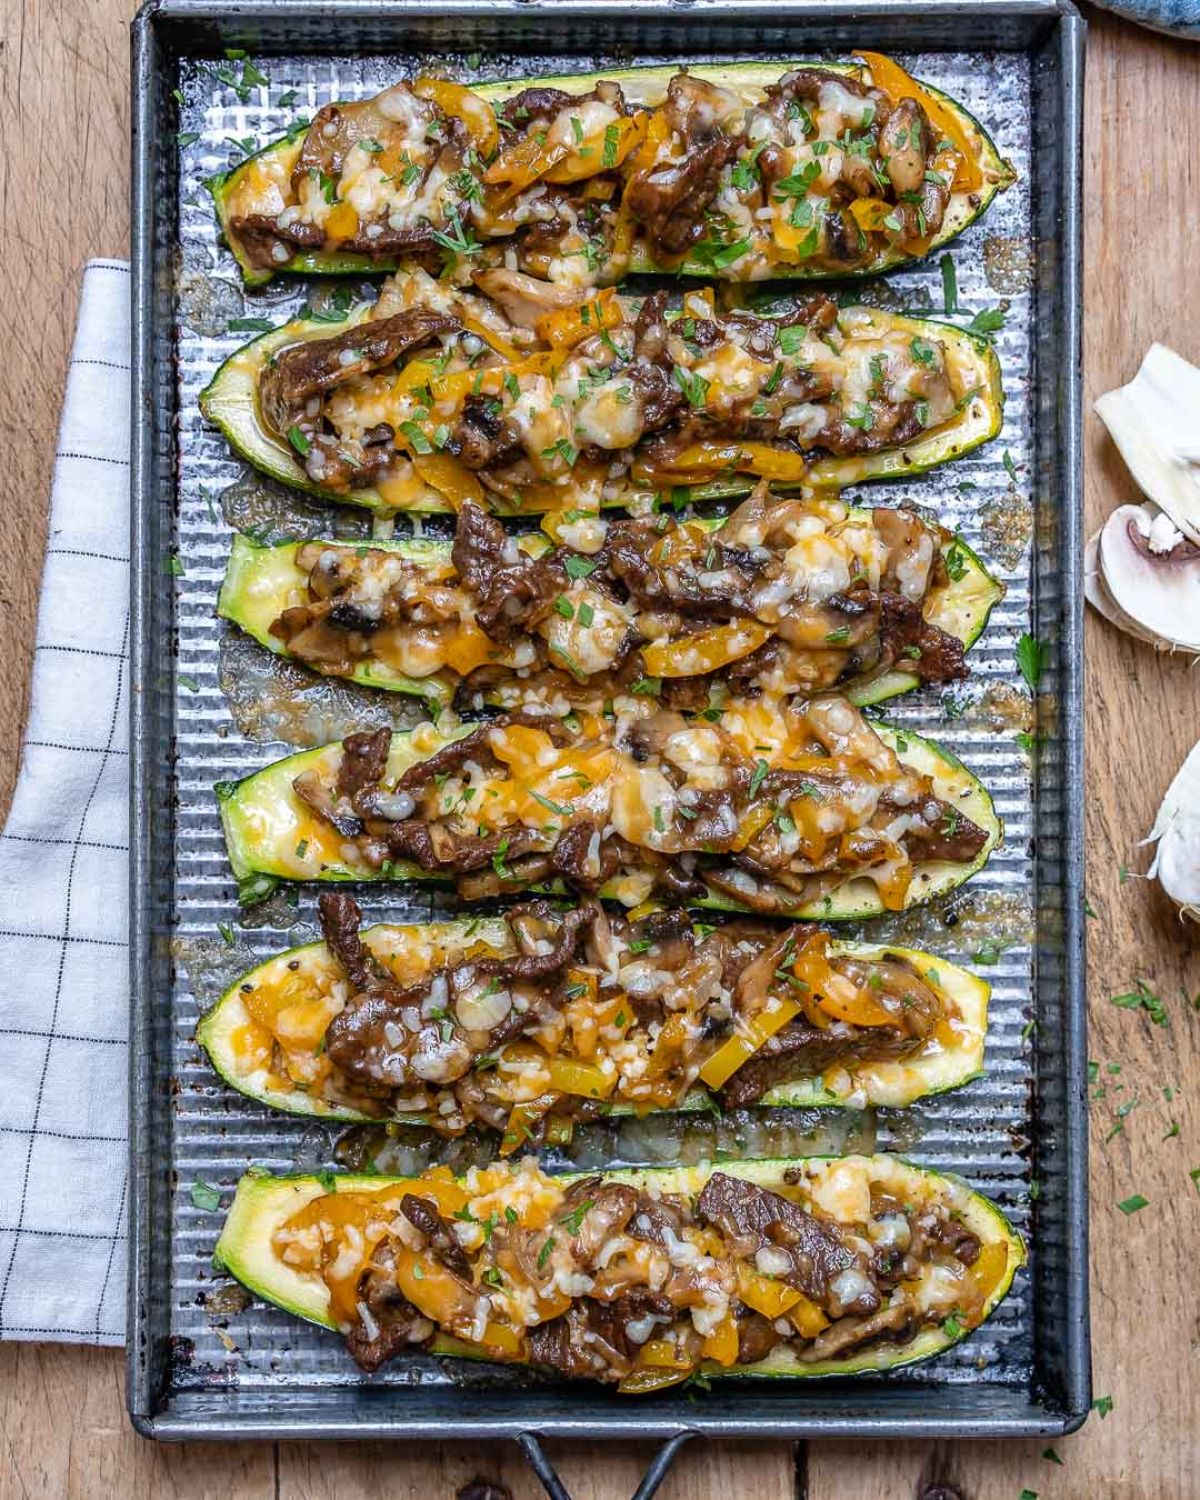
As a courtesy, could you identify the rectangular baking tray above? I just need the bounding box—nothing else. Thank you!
[128,0,1089,1449]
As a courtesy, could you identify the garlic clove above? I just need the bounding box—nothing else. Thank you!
[1094,504,1200,652]
[1094,343,1200,546]
[1143,740,1200,925]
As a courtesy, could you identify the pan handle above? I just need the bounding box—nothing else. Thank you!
[516,1429,694,1500]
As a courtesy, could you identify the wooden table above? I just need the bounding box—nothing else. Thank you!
[2,7,1198,1496]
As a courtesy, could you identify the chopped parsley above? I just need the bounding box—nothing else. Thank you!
[825,625,851,644]
[845,402,875,431]
[940,252,959,315]
[690,235,752,271]
[909,336,936,367]
[530,789,573,818]
[399,420,433,455]
[1016,631,1048,690]
[631,677,662,697]
[748,759,769,798]
[945,543,968,582]
[1003,449,1019,483]
[966,305,1007,338]
[1110,978,1168,1026]
[286,424,311,457]
[492,837,513,880]
[673,365,711,410]
[1116,1193,1148,1215]
[189,1179,221,1212]
[552,595,575,621]
[1092,1395,1113,1419]
[560,1199,596,1235]
[601,122,621,169]
[537,1236,556,1269]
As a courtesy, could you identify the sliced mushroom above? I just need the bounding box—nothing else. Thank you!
[1094,343,1200,546]
[1088,504,1200,653]
[1143,740,1200,926]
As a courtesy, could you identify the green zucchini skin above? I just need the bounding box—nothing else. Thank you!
[210,62,1014,287]
[212,1156,1026,1382]
[196,925,989,1123]
[216,525,1004,711]
[214,719,1001,915]
[198,302,1003,516]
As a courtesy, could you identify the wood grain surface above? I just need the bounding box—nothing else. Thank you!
[2,7,1199,1498]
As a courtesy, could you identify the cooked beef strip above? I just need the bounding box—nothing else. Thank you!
[695,1172,869,1312]
[624,76,740,256]
[227,212,324,270]
[717,1019,926,1108]
[878,593,968,683]
[527,1288,674,1380]
[259,310,458,441]
[797,1295,917,1363]
[400,1193,473,1281]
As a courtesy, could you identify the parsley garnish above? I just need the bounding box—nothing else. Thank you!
[940,253,958,315]
[189,1179,221,1212]
[1116,1193,1148,1215]
[673,365,711,410]
[287,424,311,457]
[1016,631,1047,690]
[1110,979,1168,1026]
[944,544,967,582]
[560,1199,596,1235]
[564,555,596,580]
[537,1236,556,1269]
[748,759,769,797]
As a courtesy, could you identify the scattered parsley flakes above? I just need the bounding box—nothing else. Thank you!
[1042,1447,1064,1466]
[940,252,959,315]
[972,940,1004,965]
[1003,449,1019,483]
[942,1313,963,1338]
[673,364,711,410]
[286,424,311,457]
[537,1236,556,1269]
[1092,1395,1113,1419]
[944,543,968,582]
[631,677,662,697]
[189,1179,221,1212]
[748,758,769,798]
[1116,1193,1148,1215]
[217,921,235,947]
[1110,979,1168,1026]
[966,305,1007,338]
[564,554,596,580]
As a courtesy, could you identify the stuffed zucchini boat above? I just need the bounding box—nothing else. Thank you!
[199,271,1003,515]
[216,692,1001,915]
[218,491,1003,713]
[197,892,989,1137]
[211,58,1013,289]
[213,1155,1025,1387]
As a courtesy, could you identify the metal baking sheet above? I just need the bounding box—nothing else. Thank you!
[129,0,1088,1444]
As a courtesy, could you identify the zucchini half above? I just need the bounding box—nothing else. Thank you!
[196,925,988,1123]
[213,1156,1025,1381]
[211,62,1013,288]
[214,719,1001,915]
[216,523,1003,710]
[198,301,1003,515]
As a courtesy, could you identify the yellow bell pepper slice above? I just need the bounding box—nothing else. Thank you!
[848,196,898,234]
[735,1263,802,1320]
[697,996,801,1090]
[484,130,571,193]
[617,1365,694,1395]
[855,51,983,194]
[542,113,647,184]
[459,316,522,363]
[633,441,808,485]
[547,1055,616,1100]
[787,1293,831,1339]
[324,200,360,244]
[534,288,624,351]
[411,452,486,510]
[393,1247,482,1339]
[701,1311,740,1367]
[640,621,771,680]
[499,1095,557,1157]
[412,78,499,160]
[639,1337,694,1371]
[731,801,776,854]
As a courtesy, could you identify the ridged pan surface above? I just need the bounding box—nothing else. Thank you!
[166,43,1040,1402]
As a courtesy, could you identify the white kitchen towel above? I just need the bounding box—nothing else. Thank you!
[0,260,131,1344]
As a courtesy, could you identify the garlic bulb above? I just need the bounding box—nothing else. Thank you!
[1144,740,1200,925]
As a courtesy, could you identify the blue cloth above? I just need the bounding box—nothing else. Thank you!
[1090,0,1200,39]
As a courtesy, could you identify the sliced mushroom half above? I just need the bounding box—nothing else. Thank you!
[1088,503,1200,653]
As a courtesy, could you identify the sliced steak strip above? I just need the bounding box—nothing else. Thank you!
[695,1171,857,1308]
